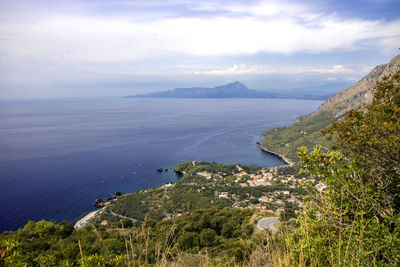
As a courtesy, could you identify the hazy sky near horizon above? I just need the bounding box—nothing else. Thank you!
[0,0,399,98]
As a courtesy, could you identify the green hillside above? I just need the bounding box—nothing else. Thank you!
[262,54,400,163]
[262,110,336,163]
[1,160,304,266]
[0,207,259,266]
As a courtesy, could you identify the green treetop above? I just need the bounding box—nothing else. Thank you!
[285,70,400,266]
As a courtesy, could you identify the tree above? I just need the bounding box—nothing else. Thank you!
[221,222,235,238]
[177,231,197,250]
[199,229,216,247]
[285,70,400,266]
[326,70,400,217]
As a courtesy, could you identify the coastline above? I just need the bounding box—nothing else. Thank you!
[74,207,105,228]
[74,148,293,227]
[0,98,323,232]
[72,170,183,228]
[259,145,294,166]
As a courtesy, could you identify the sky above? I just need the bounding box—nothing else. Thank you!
[0,0,399,98]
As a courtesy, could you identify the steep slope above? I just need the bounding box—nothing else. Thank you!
[262,54,400,163]
[314,55,400,117]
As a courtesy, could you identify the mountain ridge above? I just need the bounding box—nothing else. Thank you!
[311,54,400,118]
[124,81,349,100]
[125,81,273,99]
[262,54,400,162]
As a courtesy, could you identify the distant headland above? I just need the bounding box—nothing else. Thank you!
[124,81,348,100]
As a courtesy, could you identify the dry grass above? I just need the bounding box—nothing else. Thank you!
[82,214,299,267]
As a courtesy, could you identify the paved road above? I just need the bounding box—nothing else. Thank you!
[257,217,279,234]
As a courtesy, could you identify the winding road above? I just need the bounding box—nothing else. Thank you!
[257,217,279,234]
[109,210,140,223]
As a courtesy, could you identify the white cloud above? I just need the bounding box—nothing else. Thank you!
[194,64,272,75]
[0,2,399,63]
[379,35,400,55]
[325,77,338,81]
[0,0,399,98]
[193,64,372,76]
[226,1,311,19]
[191,0,312,19]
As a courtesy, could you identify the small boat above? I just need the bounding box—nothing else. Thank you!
[157,168,163,172]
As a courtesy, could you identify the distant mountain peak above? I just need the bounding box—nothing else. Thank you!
[230,81,246,86]
[124,80,346,100]
[126,81,264,99]
[222,81,248,89]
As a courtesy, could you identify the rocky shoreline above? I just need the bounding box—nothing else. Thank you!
[94,192,122,208]
[258,145,294,166]
[73,170,184,227]
[74,150,290,227]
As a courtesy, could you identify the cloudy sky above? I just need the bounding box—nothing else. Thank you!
[0,0,399,98]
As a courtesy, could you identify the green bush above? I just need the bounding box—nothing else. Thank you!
[199,228,217,247]
[284,70,400,266]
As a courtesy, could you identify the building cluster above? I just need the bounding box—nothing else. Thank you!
[192,164,323,212]
[232,165,317,190]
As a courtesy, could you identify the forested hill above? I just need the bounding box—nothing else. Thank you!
[262,54,400,162]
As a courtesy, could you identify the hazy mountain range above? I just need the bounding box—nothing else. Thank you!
[125,81,351,100]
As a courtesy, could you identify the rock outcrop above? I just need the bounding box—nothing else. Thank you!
[262,54,400,162]
[312,54,400,118]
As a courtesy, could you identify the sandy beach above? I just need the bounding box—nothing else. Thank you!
[74,208,104,228]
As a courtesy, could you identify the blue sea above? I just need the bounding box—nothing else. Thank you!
[0,98,322,231]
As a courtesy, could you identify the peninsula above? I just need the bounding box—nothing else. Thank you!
[124,81,344,100]
[125,81,273,98]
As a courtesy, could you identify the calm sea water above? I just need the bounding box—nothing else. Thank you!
[0,98,322,231]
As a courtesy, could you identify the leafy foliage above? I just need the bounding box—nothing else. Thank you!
[262,110,336,162]
[0,157,303,266]
[99,160,304,224]
[327,71,400,214]
[284,70,400,266]
[0,207,257,266]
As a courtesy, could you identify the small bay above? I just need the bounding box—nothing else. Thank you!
[0,98,322,231]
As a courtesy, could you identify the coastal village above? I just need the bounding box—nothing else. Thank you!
[178,161,319,212]
[85,160,323,227]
